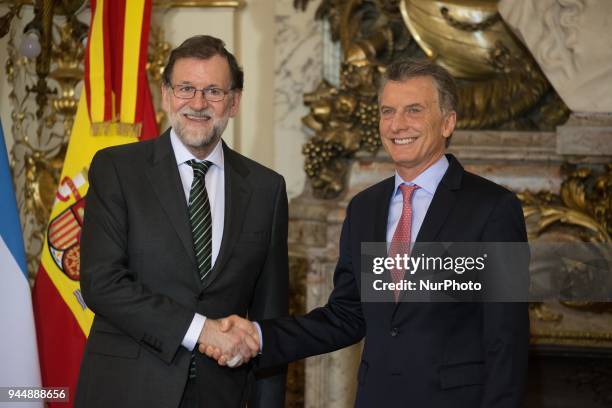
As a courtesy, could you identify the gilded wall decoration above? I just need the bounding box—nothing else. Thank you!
[5,11,86,280]
[299,0,570,198]
[147,26,172,128]
[520,164,612,347]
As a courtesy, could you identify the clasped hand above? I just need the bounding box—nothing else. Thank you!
[197,315,259,367]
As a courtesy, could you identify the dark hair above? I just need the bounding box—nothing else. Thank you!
[162,35,244,90]
[378,58,458,114]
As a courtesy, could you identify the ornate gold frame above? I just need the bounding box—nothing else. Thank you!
[521,164,612,348]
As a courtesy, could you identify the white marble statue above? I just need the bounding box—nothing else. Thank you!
[499,0,612,113]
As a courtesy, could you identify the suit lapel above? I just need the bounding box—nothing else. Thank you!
[372,178,395,243]
[414,154,463,243]
[201,143,252,290]
[367,178,398,307]
[145,131,198,273]
[413,185,455,244]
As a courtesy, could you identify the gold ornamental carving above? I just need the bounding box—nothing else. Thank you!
[147,26,172,128]
[520,164,612,348]
[521,164,611,244]
[5,11,85,279]
[301,0,569,198]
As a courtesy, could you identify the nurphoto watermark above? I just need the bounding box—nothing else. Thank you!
[360,242,612,303]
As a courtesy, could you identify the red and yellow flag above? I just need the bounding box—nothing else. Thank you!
[33,1,157,406]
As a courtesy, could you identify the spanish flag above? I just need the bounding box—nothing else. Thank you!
[32,1,156,406]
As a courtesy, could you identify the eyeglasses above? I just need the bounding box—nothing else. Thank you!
[169,84,232,102]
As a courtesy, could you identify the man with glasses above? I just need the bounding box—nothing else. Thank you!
[75,35,288,408]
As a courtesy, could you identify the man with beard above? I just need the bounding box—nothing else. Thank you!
[75,35,288,408]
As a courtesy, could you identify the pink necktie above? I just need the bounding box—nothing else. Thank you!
[389,184,419,302]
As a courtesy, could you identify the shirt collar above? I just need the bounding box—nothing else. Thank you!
[170,128,224,169]
[393,155,449,196]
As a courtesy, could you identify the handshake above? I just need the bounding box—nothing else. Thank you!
[197,315,259,367]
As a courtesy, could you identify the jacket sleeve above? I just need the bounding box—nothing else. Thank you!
[480,192,530,408]
[80,150,193,364]
[257,199,366,368]
[248,176,289,408]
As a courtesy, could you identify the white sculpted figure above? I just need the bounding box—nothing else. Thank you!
[499,0,612,113]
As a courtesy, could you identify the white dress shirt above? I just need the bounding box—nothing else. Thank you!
[170,129,225,351]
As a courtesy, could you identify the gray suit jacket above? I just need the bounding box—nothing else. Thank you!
[76,130,288,408]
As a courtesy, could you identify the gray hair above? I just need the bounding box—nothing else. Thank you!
[162,35,244,91]
[378,58,458,114]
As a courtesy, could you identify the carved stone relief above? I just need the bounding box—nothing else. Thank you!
[499,0,612,113]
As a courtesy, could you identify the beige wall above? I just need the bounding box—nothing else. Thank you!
[236,0,276,169]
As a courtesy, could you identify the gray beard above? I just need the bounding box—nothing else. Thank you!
[172,113,230,150]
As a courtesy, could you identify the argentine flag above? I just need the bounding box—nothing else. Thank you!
[0,119,42,407]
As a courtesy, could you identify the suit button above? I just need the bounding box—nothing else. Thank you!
[197,293,205,301]
[390,327,399,337]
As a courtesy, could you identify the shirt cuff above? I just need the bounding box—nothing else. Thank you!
[253,321,263,353]
[182,313,206,351]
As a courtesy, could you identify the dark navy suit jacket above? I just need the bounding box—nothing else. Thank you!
[259,154,529,408]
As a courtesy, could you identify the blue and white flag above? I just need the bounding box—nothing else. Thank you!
[0,118,42,407]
